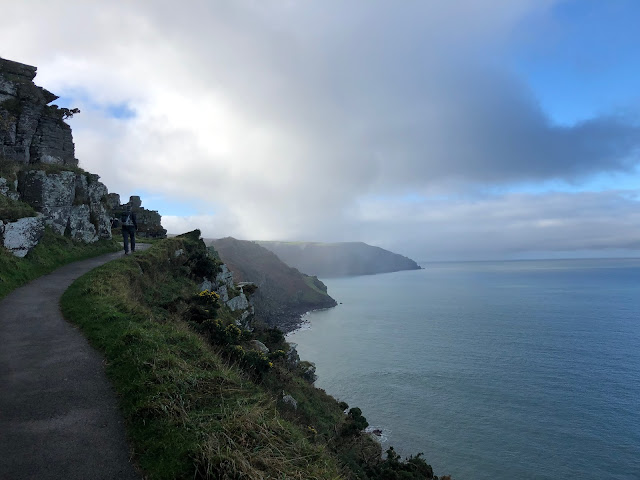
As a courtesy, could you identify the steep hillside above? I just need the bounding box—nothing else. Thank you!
[256,241,422,277]
[209,237,337,332]
[61,233,446,479]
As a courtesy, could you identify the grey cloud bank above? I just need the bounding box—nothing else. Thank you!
[1,1,638,260]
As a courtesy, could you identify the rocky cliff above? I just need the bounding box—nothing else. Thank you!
[0,58,76,166]
[0,57,165,256]
[208,237,337,332]
[107,194,167,239]
[256,241,422,277]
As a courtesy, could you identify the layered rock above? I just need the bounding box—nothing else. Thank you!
[0,57,113,256]
[109,195,167,239]
[0,214,45,257]
[0,57,77,166]
[14,169,111,243]
[196,252,255,331]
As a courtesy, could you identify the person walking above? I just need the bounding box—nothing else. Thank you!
[120,205,138,255]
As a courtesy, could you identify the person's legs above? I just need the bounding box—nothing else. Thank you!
[122,227,130,254]
[131,230,136,252]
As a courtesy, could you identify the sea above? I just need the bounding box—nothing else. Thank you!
[286,258,640,480]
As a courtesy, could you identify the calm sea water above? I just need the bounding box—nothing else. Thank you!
[287,258,640,480]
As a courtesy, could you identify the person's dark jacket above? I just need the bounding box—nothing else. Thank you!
[120,210,138,229]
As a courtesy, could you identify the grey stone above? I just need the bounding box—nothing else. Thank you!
[175,248,186,258]
[237,310,252,328]
[30,112,76,165]
[68,205,98,243]
[286,344,300,368]
[90,202,112,239]
[281,394,298,410]
[1,214,45,257]
[251,340,269,354]
[215,264,235,290]
[105,193,121,212]
[134,208,166,238]
[39,206,73,235]
[88,180,107,205]
[0,58,76,166]
[74,174,89,204]
[0,177,19,200]
[19,170,76,208]
[198,277,212,291]
[302,363,318,384]
[215,285,229,302]
[226,293,249,311]
[129,195,142,209]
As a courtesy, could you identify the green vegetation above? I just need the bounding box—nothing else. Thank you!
[0,155,20,182]
[0,227,120,299]
[1,154,89,180]
[0,194,37,222]
[61,231,447,479]
[1,97,22,116]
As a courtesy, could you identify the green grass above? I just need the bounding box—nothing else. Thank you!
[0,227,120,299]
[0,194,37,222]
[61,237,348,480]
[59,235,447,479]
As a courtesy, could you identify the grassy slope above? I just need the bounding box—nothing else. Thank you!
[60,236,347,480]
[0,194,37,222]
[61,234,447,479]
[0,228,120,299]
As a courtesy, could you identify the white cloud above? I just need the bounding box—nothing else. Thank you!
[1,1,638,259]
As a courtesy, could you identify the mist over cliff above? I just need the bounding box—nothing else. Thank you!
[256,241,422,278]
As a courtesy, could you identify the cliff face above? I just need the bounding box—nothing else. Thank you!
[208,237,337,332]
[0,58,166,256]
[0,58,114,256]
[107,194,167,239]
[256,241,422,277]
[0,58,77,166]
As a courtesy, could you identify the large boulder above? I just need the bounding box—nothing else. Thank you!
[226,293,249,311]
[18,170,76,208]
[17,170,111,241]
[1,214,45,257]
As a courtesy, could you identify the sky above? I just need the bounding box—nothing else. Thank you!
[1,0,639,261]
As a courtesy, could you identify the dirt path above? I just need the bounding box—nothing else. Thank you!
[0,247,148,480]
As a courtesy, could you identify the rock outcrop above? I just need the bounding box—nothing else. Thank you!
[108,194,167,239]
[0,214,45,257]
[196,248,255,331]
[0,58,114,256]
[0,57,77,166]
